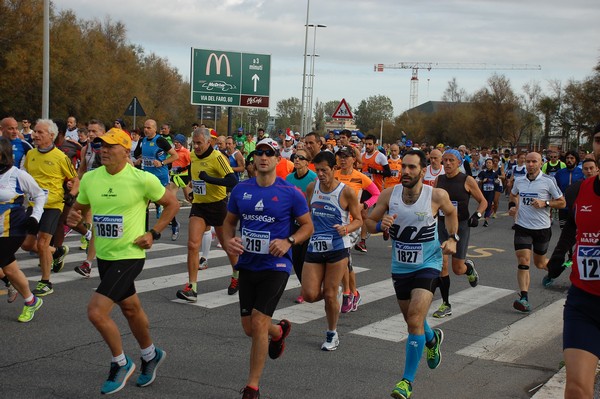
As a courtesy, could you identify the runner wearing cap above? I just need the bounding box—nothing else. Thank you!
[222,137,313,399]
[67,128,180,394]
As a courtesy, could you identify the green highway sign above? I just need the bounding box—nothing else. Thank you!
[190,48,271,108]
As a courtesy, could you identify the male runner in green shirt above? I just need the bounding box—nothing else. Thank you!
[67,128,179,395]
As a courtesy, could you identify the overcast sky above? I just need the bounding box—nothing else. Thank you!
[58,0,599,115]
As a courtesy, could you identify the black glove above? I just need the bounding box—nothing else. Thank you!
[199,171,208,180]
[26,216,39,235]
[388,223,400,240]
[468,212,480,228]
[63,192,76,207]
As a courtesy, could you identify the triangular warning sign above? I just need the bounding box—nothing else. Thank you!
[124,97,146,117]
[332,98,353,119]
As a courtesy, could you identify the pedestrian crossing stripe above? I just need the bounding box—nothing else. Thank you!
[456,298,565,362]
[17,241,186,270]
[173,267,369,309]
[350,285,513,342]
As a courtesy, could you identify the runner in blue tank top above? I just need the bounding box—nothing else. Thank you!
[302,151,363,351]
[366,150,459,399]
[222,138,313,399]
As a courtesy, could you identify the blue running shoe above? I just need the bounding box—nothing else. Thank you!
[101,356,135,395]
[136,347,166,387]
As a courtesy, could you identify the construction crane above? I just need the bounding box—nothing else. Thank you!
[374,62,542,109]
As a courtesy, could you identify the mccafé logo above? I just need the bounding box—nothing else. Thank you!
[206,53,231,77]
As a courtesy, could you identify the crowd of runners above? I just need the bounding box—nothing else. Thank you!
[1,115,599,399]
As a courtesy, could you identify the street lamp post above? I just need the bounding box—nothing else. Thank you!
[300,0,310,137]
[305,24,326,134]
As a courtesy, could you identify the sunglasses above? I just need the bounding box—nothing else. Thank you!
[295,155,308,161]
[254,149,277,157]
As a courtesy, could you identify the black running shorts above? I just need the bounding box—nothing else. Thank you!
[189,200,227,227]
[38,208,62,235]
[304,248,350,265]
[96,258,144,303]
[438,219,471,260]
[392,268,440,300]
[0,236,26,268]
[238,269,289,318]
[513,225,552,255]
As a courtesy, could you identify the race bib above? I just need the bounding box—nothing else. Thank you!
[520,192,538,206]
[93,215,124,238]
[483,182,494,192]
[241,228,270,254]
[577,245,600,280]
[439,200,458,217]
[310,234,334,252]
[394,242,423,264]
[142,157,155,168]
[192,180,207,196]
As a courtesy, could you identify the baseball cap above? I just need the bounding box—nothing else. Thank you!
[336,146,354,157]
[210,129,218,138]
[237,127,244,132]
[285,135,293,141]
[94,128,131,150]
[256,138,280,153]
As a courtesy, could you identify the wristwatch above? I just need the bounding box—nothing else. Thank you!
[476,212,482,219]
[545,200,550,208]
[287,236,296,245]
[149,228,161,240]
[449,233,460,242]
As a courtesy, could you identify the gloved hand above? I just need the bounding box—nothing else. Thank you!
[26,216,39,235]
[63,192,76,207]
[468,212,480,228]
[388,223,401,240]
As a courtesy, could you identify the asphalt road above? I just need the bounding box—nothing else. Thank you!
[0,195,584,399]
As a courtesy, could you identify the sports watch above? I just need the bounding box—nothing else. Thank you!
[449,233,460,242]
[149,228,161,240]
[287,236,296,245]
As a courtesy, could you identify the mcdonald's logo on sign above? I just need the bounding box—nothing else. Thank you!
[191,48,270,108]
[206,53,232,77]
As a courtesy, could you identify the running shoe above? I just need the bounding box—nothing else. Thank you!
[100,356,136,395]
[340,293,354,313]
[198,257,208,270]
[465,259,479,287]
[80,234,88,251]
[52,245,69,273]
[426,328,444,369]
[513,297,531,312]
[351,291,361,312]
[241,386,260,399]
[321,331,339,351]
[268,319,291,359]
[295,295,305,304]
[432,303,452,318]
[176,284,197,303]
[228,277,239,295]
[391,379,412,399]
[17,297,43,323]
[74,261,92,278]
[136,347,166,387]
[542,275,554,288]
[354,240,367,253]
[6,282,18,303]
[32,281,53,297]
[483,220,489,227]
[492,212,497,219]
[562,259,573,268]
[171,222,180,241]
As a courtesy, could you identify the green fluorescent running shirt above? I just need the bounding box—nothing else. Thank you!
[77,163,166,260]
